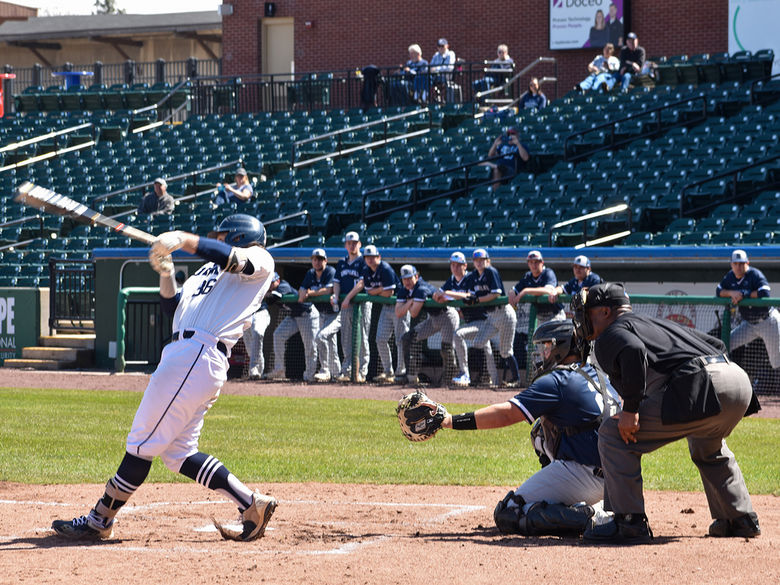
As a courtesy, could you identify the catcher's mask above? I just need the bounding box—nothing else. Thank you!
[530,319,578,379]
[570,283,631,360]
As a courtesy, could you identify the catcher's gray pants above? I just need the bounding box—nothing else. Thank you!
[272,306,319,381]
[730,307,780,368]
[515,459,604,508]
[486,304,518,358]
[375,303,410,376]
[242,308,271,375]
[338,302,372,378]
[405,307,459,376]
[599,360,755,520]
[315,312,341,377]
[453,318,498,384]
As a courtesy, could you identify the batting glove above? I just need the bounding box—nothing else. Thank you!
[151,231,185,257]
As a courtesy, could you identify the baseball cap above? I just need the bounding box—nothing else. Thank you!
[438,38,448,46]
[272,271,280,282]
[345,231,360,242]
[573,255,590,268]
[449,251,467,264]
[400,264,417,278]
[311,248,327,259]
[154,177,167,187]
[473,248,489,259]
[235,167,248,176]
[626,32,637,40]
[731,249,749,263]
[527,250,543,261]
[583,282,631,309]
[363,244,379,256]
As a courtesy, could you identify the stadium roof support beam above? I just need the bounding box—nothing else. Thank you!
[90,36,144,60]
[7,41,60,67]
[175,31,220,60]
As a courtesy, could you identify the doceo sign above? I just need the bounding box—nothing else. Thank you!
[0,297,16,358]
[550,0,626,50]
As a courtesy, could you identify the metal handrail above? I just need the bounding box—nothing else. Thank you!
[474,56,556,101]
[130,78,192,134]
[0,122,97,173]
[0,122,92,153]
[291,107,431,168]
[265,210,313,249]
[679,153,780,217]
[475,75,558,119]
[563,95,707,161]
[548,203,632,247]
[749,71,780,104]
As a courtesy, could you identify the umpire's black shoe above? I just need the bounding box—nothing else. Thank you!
[583,513,653,544]
[708,513,760,538]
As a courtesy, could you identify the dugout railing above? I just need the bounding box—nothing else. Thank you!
[115,287,780,394]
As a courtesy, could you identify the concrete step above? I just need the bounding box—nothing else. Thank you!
[39,334,96,350]
[3,358,70,370]
[22,346,93,367]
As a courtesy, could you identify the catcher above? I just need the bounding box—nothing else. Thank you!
[397,320,620,536]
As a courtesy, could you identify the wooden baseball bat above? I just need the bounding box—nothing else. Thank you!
[13,181,156,245]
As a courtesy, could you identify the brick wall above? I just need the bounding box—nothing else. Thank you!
[223,0,728,95]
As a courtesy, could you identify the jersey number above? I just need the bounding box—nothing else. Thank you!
[192,278,217,297]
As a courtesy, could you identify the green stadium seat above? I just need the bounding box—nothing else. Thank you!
[104,84,129,110]
[61,85,85,111]
[39,86,63,112]
[14,86,42,113]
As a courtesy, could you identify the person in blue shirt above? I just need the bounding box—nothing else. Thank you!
[518,77,547,110]
[717,249,780,371]
[485,127,530,192]
[317,231,371,383]
[344,245,409,383]
[439,320,620,536]
[553,255,604,300]
[396,264,459,385]
[267,271,319,382]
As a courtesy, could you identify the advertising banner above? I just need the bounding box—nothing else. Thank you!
[729,0,780,74]
[550,0,627,51]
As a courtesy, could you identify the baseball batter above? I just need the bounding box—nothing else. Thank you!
[52,214,278,542]
[717,249,780,369]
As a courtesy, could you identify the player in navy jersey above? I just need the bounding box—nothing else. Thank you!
[318,231,371,382]
[440,320,620,536]
[396,264,459,385]
[296,248,338,381]
[553,255,603,299]
[717,249,780,371]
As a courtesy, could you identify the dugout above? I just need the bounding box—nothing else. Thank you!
[92,245,780,371]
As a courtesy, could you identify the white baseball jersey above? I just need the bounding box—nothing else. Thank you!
[172,246,275,348]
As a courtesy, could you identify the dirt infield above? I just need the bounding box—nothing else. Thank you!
[1,369,778,585]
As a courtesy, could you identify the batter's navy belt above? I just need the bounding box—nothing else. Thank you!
[172,330,228,356]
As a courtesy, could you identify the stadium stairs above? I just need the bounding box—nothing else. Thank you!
[4,333,95,370]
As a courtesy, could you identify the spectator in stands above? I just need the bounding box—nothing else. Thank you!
[267,273,319,383]
[552,255,604,300]
[618,32,646,92]
[430,38,457,103]
[518,77,547,111]
[397,264,459,386]
[484,127,530,191]
[319,231,371,383]
[606,2,624,48]
[243,272,279,380]
[717,249,780,372]
[473,44,514,97]
[215,167,254,206]
[588,9,609,48]
[391,44,429,105]
[137,177,175,217]
[344,245,408,383]
[578,43,620,93]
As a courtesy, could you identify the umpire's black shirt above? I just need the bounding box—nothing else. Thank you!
[594,312,726,413]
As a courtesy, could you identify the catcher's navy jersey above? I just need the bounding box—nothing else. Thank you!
[361,260,398,291]
[397,278,442,315]
[333,255,366,292]
[716,266,771,322]
[513,267,563,318]
[300,265,336,314]
[562,271,602,295]
[509,364,619,468]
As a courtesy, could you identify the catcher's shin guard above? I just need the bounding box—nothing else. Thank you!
[518,502,596,536]
[493,490,526,534]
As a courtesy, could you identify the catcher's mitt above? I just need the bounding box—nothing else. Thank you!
[396,391,447,442]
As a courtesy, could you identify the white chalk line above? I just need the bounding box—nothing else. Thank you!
[1,497,484,556]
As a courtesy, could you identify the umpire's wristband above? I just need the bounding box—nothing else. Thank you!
[451,412,477,430]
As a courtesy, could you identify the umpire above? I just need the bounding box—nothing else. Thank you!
[572,283,760,543]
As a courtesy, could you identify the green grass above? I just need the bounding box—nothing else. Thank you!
[1,387,778,494]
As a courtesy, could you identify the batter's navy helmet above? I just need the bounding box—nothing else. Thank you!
[213,214,266,247]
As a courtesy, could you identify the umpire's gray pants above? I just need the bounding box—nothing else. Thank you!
[375,304,410,376]
[453,318,498,384]
[243,308,271,374]
[486,304,517,358]
[338,302,372,378]
[315,312,341,377]
[598,360,755,520]
[730,307,780,368]
[273,306,319,380]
